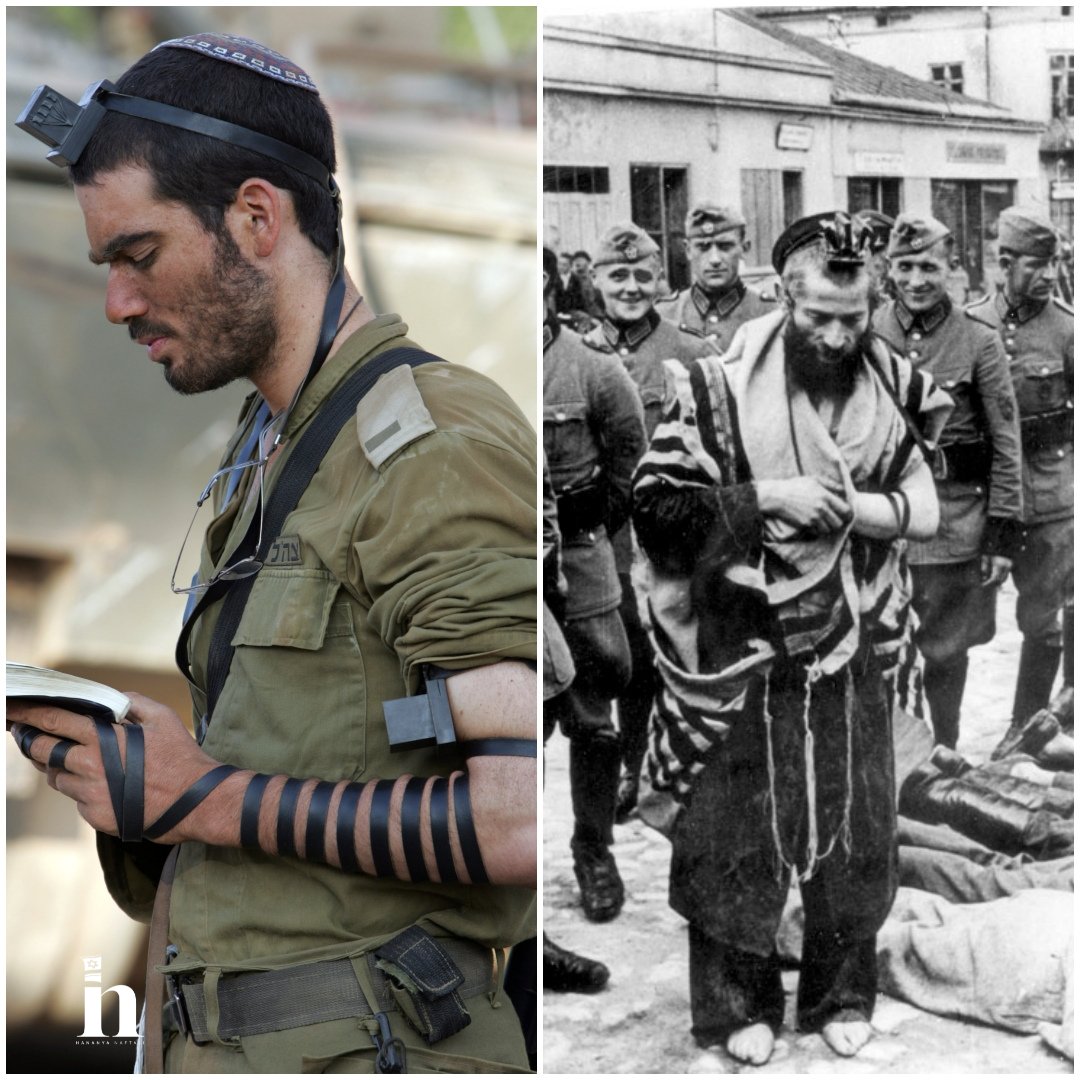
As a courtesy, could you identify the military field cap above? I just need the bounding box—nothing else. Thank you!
[686,202,746,238]
[592,223,660,267]
[154,33,319,91]
[771,210,870,273]
[853,209,894,253]
[997,206,1058,258]
[886,213,951,258]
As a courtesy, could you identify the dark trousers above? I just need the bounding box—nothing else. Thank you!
[675,649,897,1042]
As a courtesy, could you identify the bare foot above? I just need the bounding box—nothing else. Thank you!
[821,1018,873,1057]
[726,1022,775,1065]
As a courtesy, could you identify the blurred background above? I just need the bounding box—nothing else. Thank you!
[6,5,536,1071]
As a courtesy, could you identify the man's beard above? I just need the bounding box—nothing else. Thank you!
[129,229,279,395]
[783,320,871,399]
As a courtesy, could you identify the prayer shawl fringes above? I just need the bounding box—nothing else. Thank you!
[762,676,790,883]
[840,664,855,858]
[797,663,822,883]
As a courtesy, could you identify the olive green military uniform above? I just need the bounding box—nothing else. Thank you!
[655,280,775,355]
[873,215,1022,747]
[543,317,645,917]
[968,279,1074,720]
[103,315,537,1073]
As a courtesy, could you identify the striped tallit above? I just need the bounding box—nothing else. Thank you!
[632,312,952,841]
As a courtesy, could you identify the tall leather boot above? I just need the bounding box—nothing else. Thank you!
[1011,638,1063,728]
[923,656,969,750]
[900,760,1074,859]
[569,728,625,922]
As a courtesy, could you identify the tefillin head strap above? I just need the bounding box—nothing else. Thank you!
[15,32,346,390]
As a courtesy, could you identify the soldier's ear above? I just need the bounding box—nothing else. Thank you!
[741,238,751,254]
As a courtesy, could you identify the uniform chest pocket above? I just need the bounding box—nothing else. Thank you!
[232,568,343,649]
[214,567,367,780]
[935,367,973,406]
[1019,356,1067,413]
[543,399,593,467]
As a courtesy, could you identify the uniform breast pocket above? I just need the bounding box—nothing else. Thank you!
[543,399,593,476]
[207,568,367,780]
[936,368,974,414]
[1018,356,1067,415]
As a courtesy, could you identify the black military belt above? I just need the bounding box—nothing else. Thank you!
[940,440,992,483]
[165,933,497,1045]
[1021,408,1073,453]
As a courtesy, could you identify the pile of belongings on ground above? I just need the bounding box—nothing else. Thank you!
[779,688,1073,1059]
[882,688,1073,1058]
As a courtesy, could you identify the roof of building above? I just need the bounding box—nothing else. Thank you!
[725,8,1013,119]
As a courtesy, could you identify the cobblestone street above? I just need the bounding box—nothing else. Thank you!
[542,580,1072,1074]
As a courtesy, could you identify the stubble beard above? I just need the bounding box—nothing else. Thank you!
[783,319,871,400]
[129,229,279,396]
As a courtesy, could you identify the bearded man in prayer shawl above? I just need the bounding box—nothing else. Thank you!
[629,212,953,1066]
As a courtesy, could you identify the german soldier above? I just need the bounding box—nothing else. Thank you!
[873,212,1023,749]
[580,224,704,823]
[656,202,775,355]
[544,246,646,922]
[968,207,1074,725]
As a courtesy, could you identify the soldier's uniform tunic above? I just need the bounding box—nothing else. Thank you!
[543,321,645,863]
[101,315,538,1073]
[967,289,1074,712]
[873,297,1022,745]
[581,311,706,794]
[656,280,776,356]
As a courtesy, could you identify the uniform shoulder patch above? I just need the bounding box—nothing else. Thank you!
[1053,296,1074,317]
[355,363,437,468]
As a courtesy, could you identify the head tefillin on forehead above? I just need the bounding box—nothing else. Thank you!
[16,33,345,391]
[773,211,877,305]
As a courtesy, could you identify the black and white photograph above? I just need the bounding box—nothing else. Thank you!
[542,5,1074,1074]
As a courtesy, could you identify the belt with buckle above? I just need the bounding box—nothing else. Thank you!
[164,934,499,1045]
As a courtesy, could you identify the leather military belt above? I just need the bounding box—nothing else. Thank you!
[1021,408,1073,454]
[940,439,992,483]
[165,931,498,1045]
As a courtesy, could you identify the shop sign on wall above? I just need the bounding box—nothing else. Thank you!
[853,151,905,174]
[776,122,813,151]
[946,141,1006,164]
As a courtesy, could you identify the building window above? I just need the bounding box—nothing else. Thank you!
[741,168,803,268]
[1051,53,1074,119]
[930,63,964,94]
[542,165,610,195]
[848,177,903,219]
[630,164,689,290]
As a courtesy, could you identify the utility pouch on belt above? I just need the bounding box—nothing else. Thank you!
[555,480,604,538]
[372,926,471,1044]
[940,439,992,483]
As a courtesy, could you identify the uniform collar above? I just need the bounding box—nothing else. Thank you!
[995,286,1047,325]
[691,278,745,318]
[600,309,660,349]
[895,296,951,334]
